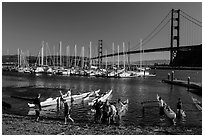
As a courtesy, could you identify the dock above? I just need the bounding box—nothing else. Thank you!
[162,79,202,90]
[162,71,202,91]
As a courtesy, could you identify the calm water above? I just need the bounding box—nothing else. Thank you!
[2,69,202,127]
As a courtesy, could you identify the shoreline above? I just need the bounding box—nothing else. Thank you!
[2,113,202,135]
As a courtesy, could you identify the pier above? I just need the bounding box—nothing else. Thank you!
[162,71,202,92]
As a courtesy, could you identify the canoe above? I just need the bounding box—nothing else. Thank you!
[28,89,100,108]
[88,89,113,106]
[83,89,100,101]
[192,96,202,111]
[157,94,176,119]
[118,99,129,116]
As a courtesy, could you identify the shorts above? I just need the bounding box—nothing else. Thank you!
[35,110,40,117]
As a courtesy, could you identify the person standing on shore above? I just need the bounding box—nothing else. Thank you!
[177,98,183,117]
[33,93,41,122]
[158,97,164,116]
[63,99,74,124]
[93,99,103,123]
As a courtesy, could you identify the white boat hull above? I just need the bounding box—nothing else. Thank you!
[28,90,100,108]
[157,94,176,119]
[88,89,112,106]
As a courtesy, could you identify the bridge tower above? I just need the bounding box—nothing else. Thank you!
[98,40,103,69]
[170,9,180,65]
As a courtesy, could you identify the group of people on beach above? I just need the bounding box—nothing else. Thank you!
[32,89,126,125]
[92,98,125,125]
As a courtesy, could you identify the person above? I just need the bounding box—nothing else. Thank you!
[115,99,124,114]
[93,99,102,123]
[66,89,71,97]
[33,93,41,121]
[166,105,171,112]
[63,99,74,124]
[158,97,164,116]
[115,99,125,125]
[59,89,71,98]
[177,98,182,117]
[102,100,110,124]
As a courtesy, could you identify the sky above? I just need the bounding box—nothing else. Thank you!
[2,2,202,62]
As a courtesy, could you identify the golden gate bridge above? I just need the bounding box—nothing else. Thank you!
[92,9,202,67]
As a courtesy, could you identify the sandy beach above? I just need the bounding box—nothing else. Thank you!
[2,113,202,135]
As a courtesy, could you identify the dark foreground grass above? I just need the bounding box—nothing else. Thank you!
[2,114,202,135]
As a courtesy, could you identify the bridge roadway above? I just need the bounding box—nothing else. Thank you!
[91,44,201,59]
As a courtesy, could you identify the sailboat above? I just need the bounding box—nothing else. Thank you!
[108,43,118,78]
[136,39,155,77]
[118,42,134,78]
[35,42,46,74]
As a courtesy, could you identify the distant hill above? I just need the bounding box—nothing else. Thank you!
[131,60,170,66]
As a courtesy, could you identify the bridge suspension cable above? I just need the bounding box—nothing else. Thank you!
[142,19,171,47]
[130,10,171,51]
[180,10,202,27]
[180,10,202,46]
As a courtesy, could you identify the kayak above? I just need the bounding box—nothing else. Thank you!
[192,96,202,111]
[118,99,129,116]
[28,89,100,108]
[157,94,176,119]
[88,89,113,106]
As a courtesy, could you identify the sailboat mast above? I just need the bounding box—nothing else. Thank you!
[89,42,92,68]
[27,50,29,67]
[17,48,20,67]
[112,43,114,68]
[59,41,62,67]
[123,42,125,69]
[118,45,119,68]
[45,42,48,66]
[57,52,59,66]
[53,45,55,67]
[140,39,142,68]
[82,46,84,69]
[41,41,44,66]
[106,50,107,69]
[68,46,70,68]
[75,44,77,68]
[128,42,130,70]
[66,46,68,67]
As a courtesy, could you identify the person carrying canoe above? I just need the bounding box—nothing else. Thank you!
[158,97,164,115]
[177,98,182,117]
[66,89,72,97]
[33,93,41,121]
[116,99,124,113]
[59,89,71,98]
[115,99,125,125]
[62,99,74,124]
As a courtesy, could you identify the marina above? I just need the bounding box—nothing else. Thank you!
[2,2,202,135]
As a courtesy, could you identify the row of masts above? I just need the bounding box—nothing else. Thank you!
[17,40,144,70]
